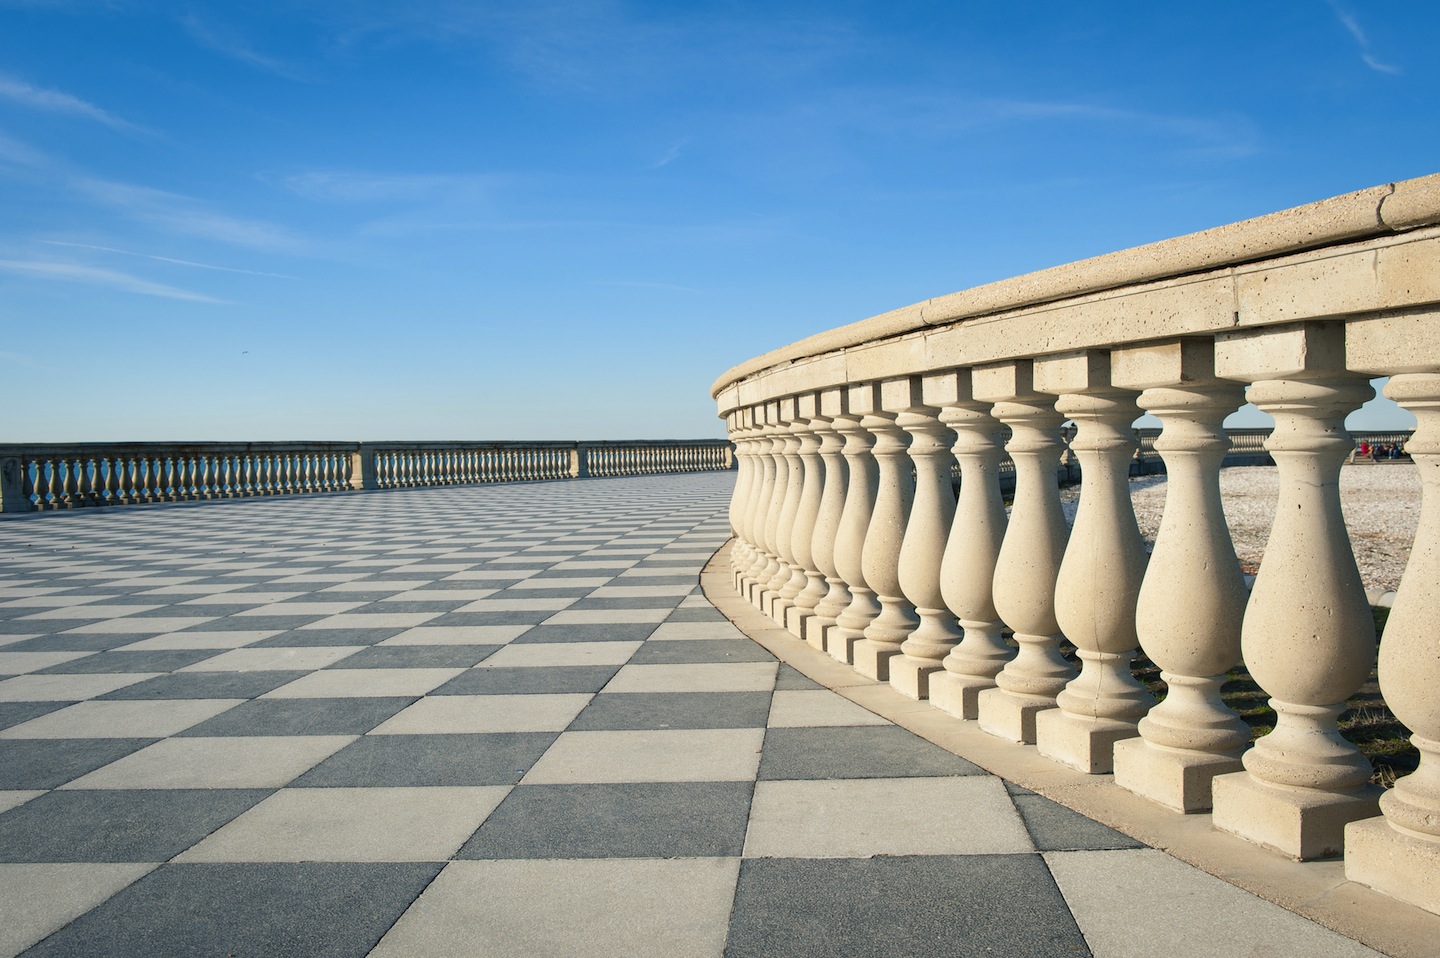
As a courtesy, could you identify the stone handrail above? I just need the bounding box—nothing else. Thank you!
[713,171,1440,918]
[0,439,734,513]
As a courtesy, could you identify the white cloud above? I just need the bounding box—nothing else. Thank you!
[1328,2,1400,75]
[75,179,308,253]
[181,14,311,81]
[0,75,142,131]
[0,259,228,302]
[40,240,292,278]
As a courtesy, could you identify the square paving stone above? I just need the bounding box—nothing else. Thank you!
[176,697,418,737]
[21,861,443,958]
[431,666,621,695]
[262,668,463,698]
[331,644,502,669]
[370,858,737,958]
[0,862,159,957]
[2,633,149,652]
[510,623,659,644]
[33,649,223,674]
[379,625,531,646]
[569,691,772,730]
[773,664,825,691]
[292,732,559,787]
[628,638,775,665]
[178,615,332,632]
[371,694,592,734]
[664,607,726,623]
[0,700,67,730]
[758,726,986,780]
[459,781,753,859]
[481,640,639,668]
[563,596,680,611]
[647,622,745,641]
[0,699,242,739]
[1013,793,1146,851]
[0,788,272,862]
[181,646,362,672]
[62,735,356,789]
[422,611,556,627]
[725,855,1089,958]
[0,738,158,789]
[249,628,405,647]
[96,670,313,701]
[522,728,765,784]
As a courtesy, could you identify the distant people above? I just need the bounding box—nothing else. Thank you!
[1358,441,1371,460]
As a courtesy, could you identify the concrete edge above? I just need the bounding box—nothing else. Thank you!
[700,541,1440,958]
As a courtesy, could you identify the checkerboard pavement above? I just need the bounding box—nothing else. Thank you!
[0,474,1383,957]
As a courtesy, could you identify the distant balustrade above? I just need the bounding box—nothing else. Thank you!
[713,172,1440,915]
[0,439,734,513]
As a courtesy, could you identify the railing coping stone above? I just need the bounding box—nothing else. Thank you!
[712,172,1440,399]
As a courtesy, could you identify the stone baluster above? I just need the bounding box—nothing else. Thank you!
[805,388,852,650]
[1211,323,1381,860]
[744,403,785,604]
[727,411,757,575]
[928,369,1013,720]
[1346,371,1440,912]
[737,412,770,583]
[976,361,1076,744]
[1033,351,1154,774]
[889,392,962,699]
[783,393,828,637]
[828,383,882,664]
[766,399,810,622]
[1111,340,1251,812]
[853,377,922,681]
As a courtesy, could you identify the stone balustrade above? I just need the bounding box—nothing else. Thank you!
[713,172,1440,915]
[0,439,734,513]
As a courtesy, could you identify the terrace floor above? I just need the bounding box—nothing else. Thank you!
[0,473,1387,957]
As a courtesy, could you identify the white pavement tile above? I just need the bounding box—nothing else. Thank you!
[63,616,221,634]
[0,595,114,608]
[234,601,366,616]
[138,582,247,595]
[0,864,160,958]
[176,786,511,863]
[377,590,498,602]
[442,570,538,582]
[61,735,356,789]
[371,858,739,958]
[298,612,444,630]
[179,592,304,605]
[605,663,777,693]
[1044,849,1384,958]
[262,668,464,698]
[455,598,577,612]
[544,609,671,624]
[18,604,160,620]
[0,699,242,739]
[0,673,159,702]
[181,647,364,672]
[0,791,44,815]
[523,729,765,784]
[320,580,428,593]
[588,585,694,598]
[767,690,890,727]
[743,777,1034,859]
[0,651,94,676]
[648,622,746,641]
[510,577,610,590]
[480,642,641,668]
[372,694,592,734]
[548,559,639,570]
[378,625,532,646]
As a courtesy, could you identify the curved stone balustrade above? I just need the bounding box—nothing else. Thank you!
[712,172,1440,912]
[0,439,734,512]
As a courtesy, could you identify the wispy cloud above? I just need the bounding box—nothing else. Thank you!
[282,170,503,203]
[0,260,228,303]
[75,179,308,253]
[650,139,688,170]
[39,240,293,278]
[181,13,311,81]
[1328,2,1400,74]
[0,75,143,132]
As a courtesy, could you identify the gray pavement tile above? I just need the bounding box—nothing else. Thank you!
[1013,794,1146,851]
[725,855,1090,958]
[758,726,986,780]
[629,638,775,665]
[569,691,772,730]
[459,781,752,859]
[97,670,313,701]
[1005,779,1038,796]
[773,664,824,691]
[249,628,405,647]
[1,633,138,651]
[0,621,80,635]
[176,697,418,737]
[422,611,555,627]
[20,861,443,958]
[325,644,501,669]
[664,607,726,622]
[0,789,272,862]
[34,649,221,674]
[511,623,659,644]
[292,732,558,787]
[431,665,621,695]
[0,701,68,730]
[565,596,681,610]
[178,615,328,632]
[0,738,158,789]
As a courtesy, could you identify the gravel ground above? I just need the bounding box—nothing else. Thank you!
[1057,463,1422,594]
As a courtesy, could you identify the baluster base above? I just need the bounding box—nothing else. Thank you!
[977,687,1056,744]
[826,628,864,664]
[1212,771,1381,860]
[1111,738,1243,813]
[1035,710,1140,775]
[852,640,901,681]
[1345,817,1440,916]
[928,671,995,721]
[888,655,942,700]
[801,615,833,650]
[783,604,812,639]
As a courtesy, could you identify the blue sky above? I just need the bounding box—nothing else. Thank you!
[0,1,1434,441]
